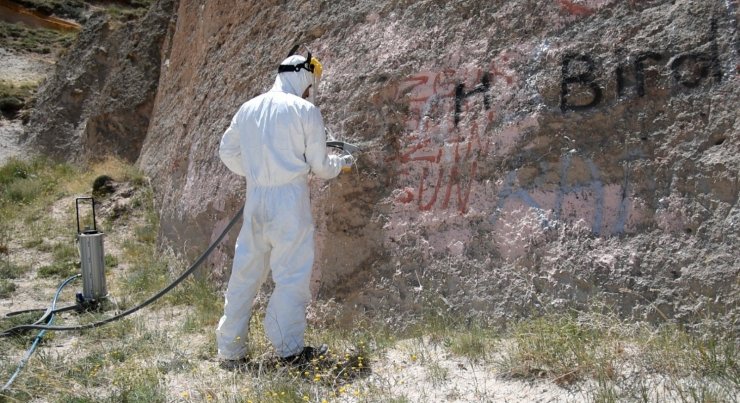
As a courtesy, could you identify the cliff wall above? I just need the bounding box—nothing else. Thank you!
[24,0,173,162]
[32,0,740,329]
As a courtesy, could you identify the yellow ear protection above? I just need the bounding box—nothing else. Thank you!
[277,47,322,82]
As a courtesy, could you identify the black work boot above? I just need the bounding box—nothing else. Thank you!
[279,344,329,367]
[219,356,250,372]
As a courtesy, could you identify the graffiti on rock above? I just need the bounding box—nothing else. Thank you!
[560,53,603,112]
[489,152,639,237]
[388,55,519,214]
[562,19,723,111]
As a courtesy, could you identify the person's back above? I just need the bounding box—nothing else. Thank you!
[232,89,329,187]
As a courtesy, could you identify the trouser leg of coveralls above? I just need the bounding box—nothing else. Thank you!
[263,224,314,357]
[258,182,315,358]
[216,217,269,360]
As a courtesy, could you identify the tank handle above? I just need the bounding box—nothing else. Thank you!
[75,197,97,234]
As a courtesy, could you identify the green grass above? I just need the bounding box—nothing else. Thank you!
[495,310,739,399]
[37,260,78,278]
[51,241,76,261]
[13,0,86,21]
[642,323,739,382]
[0,261,28,279]
[104,253,118,268]
[0,157,79,218]
[0,278,16,298]
[497,312,618,385]
[0,21,76,54]
[21,238,44,249]
[104,5,149,22]
[169,277,223,329]
[0,80,36,119]
[31,241,80,278]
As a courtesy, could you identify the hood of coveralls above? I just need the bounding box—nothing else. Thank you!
[271,55,314,97]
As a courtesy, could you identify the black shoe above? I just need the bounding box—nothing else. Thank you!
[219,357,249,371]
[279,344,329,366]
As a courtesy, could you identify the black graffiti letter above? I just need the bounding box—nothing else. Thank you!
[634,51,663,97]
[710,18,723,83]
[454,72,491,126]
[670,53,711,88]
[617,52,662,98]
[560,54,602,112]
[671,20,722,88]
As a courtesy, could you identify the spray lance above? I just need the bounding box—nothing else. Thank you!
[326,128,361,173]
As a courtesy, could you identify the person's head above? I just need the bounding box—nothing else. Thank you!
[275,53,323,103]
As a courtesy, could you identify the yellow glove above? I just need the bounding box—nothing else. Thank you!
[340,155,354,173]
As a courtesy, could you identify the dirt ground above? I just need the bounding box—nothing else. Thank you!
[0,119,25,165]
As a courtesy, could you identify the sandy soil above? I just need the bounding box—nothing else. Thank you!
[359,339,580,402]
[0,119,26,164]
[0,48,55,84]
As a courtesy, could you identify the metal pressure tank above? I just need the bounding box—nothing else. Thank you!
[76,198,107,301]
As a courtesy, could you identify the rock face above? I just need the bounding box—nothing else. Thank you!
[43,0,740,329]
[24,0,174,163]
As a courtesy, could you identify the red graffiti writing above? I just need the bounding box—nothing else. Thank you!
[389,56,519,214]
[558,0,595,16]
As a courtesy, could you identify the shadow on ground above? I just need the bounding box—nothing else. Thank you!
[219,350,372,387]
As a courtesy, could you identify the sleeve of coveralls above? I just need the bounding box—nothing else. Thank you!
[219,115,246,176]
[304,106,342,179]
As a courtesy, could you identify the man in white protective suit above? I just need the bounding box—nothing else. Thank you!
[216,51,351,366]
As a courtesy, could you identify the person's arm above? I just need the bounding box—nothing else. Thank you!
[219,113,246,176]
[303,106,343,179]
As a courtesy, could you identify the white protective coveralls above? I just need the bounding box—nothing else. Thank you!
[216,55,345,359]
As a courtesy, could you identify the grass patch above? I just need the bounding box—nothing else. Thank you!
[51,240,77,261]
[13,0,86,21]
[0,278,16,298]
[497,312,619,385]
[119,202,167,299]
[104,253,118,268]
[496,309,739,401]
[0,80,37,119]
[118,246,167,297]
[103,0,155,22]
[22,238,44,249]
[37,260,78,278]
[642,323,739,383]
[447,325,491,361]
[64,351,108,388]
[104,5,148,22]
[0,261,28,279]
[3,176,47,203]
[111,364,166,402]
[32,240,80,278]
[0,157,79,220]
[168,277,222,329]
[0,21,76,54]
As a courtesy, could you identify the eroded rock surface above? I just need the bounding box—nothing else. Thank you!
[37,0,740,330]
[24,0,174,162]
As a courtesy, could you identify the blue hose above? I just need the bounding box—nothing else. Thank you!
[1,274,80,392]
